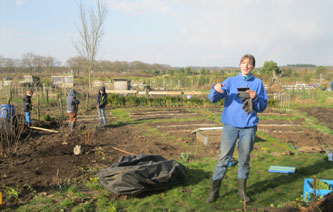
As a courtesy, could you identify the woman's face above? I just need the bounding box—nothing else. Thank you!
[240,58,254,76]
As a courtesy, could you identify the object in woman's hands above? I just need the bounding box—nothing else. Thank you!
[238,87,253,114]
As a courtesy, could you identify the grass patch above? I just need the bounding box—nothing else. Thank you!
[13,152,333,212]
[7,106,333,212]
[293,110,333,135]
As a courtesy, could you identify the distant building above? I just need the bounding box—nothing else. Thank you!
[113,79,131,90]
[2,77,13,87]
[92,80,104,88]
[20,75,40,87]
[51,75,74,88]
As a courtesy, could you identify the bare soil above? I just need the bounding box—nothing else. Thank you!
[300,107,333,130]
[0,107,332,209]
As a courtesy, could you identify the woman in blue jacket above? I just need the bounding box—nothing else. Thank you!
[206,54,268,203]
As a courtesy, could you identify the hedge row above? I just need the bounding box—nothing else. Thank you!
[108,94,223,107]
[107,94,277,108]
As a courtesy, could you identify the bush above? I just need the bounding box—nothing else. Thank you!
[267,99,277,107]
[184,97,203,106]
[43,114,52,121]
[109,94,125,107]
[107,94,219,107]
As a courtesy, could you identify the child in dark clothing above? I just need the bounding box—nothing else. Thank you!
[23,90,33,127]
[96,87,108,125]
[66,89,80,131]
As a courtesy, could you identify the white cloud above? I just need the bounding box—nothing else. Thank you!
[106,0,176,14]
[16,0,25,6]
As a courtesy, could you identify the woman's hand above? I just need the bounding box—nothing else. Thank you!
[246,90,257,99]
[214,83,225,94]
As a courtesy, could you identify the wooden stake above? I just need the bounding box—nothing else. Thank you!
[46,88,49,105]
[60,97,64,118]
[29,126,59,133]
[111,146,135,155]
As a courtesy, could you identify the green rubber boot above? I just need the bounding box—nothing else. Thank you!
[237,178,251,203]
[206,180,222,203]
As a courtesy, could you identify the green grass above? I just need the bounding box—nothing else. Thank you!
[13,151,333,212]
[289,89,333,108]
[259,115,300,121]
[292,110,333,135]
[6,105,333,212]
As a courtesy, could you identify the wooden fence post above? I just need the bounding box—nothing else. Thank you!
[7,88,12,104]
[85,91,89,111]
[57,91,64,119]
[60,97,64,118]
[46,88,49,105]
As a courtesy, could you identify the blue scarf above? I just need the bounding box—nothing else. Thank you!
[243,74,252,80]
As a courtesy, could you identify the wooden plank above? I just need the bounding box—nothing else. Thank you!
[184,91,209,95]
[106,90,138,94]
[29,126,59,133]
[191,127,223,134]
[196,131,208,145]
[156,124,218,128]
[111,146,135,155]
[147,91,183,95]
[258,124,301,127]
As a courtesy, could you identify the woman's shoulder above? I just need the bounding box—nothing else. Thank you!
[252,76,263,84]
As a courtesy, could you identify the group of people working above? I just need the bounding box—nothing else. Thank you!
[23,86,108,131]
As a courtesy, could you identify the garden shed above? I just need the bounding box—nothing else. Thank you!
[114,79,131,90]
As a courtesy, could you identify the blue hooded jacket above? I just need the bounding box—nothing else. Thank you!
[208,73,268,128]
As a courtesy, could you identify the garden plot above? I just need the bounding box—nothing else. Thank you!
[130,109,198,120]
[1,106,332,210]
[0,119,186,208]
[258,117,331,151]
[301,107,333,130]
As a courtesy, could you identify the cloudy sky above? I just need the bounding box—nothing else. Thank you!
[0,0,332,67]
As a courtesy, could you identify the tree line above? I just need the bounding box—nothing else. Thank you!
[1,53,331,86]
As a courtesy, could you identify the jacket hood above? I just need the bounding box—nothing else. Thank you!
[99,87,106,92]
[68,89,77,96]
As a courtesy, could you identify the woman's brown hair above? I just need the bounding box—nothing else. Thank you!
[240,54,255,67]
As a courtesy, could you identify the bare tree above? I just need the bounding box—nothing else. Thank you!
[43,56,61,73]
[74,0,108,88]
[21,52,35,74]
[66,56,86,77]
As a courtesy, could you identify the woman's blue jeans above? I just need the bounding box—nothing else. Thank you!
[212,123,257,181]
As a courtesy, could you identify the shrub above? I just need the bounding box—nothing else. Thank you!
[43,114,52,121]
[107,94,219,108]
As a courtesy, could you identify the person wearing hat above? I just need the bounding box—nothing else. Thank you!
[96,87,108,125]
[23,90,33,127]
